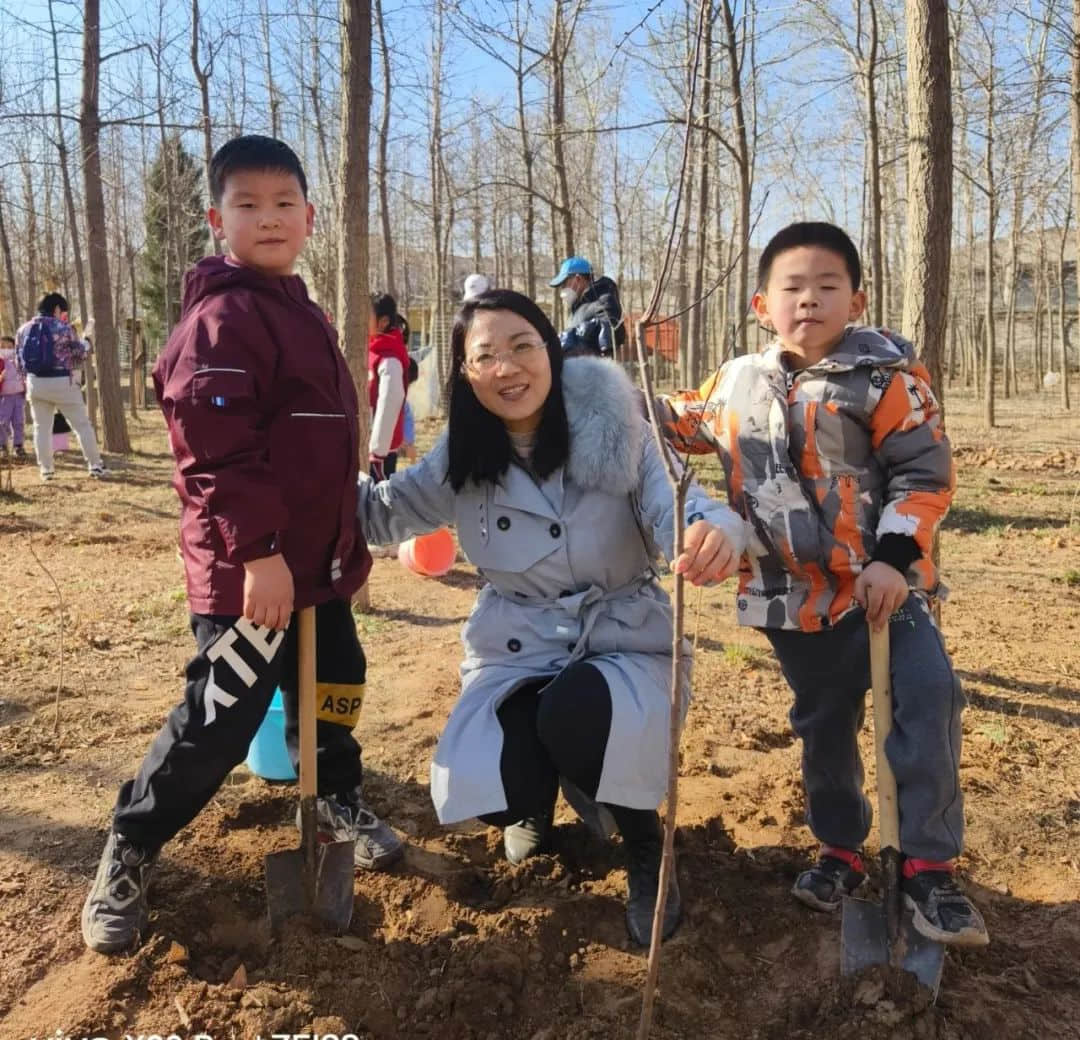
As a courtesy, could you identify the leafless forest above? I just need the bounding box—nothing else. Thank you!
[0,0,1076,450]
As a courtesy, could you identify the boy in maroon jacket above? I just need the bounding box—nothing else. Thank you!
[82,136,403,955]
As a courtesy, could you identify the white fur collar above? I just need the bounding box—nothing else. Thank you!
[562,356,642,495]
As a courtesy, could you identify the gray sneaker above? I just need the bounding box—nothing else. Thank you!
[297,789,404,871]
[81,831,157,954]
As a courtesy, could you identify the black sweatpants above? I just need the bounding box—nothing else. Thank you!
[478,660,657,840]
[113,598,366,851]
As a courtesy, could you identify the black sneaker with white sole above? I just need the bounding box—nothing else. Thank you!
[792,846,867,912]
[902,868,989,947]
[81,831,157,954]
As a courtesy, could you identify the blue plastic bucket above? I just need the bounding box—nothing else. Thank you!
[246,689,297,781]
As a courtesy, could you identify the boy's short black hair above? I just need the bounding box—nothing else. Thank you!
[757,222,861,291]
[38,292,69,316]
[1,334,15,344]
[407,356,419,384]
[208,135,308,204]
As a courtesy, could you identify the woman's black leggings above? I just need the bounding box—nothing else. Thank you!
[478,661,658,842]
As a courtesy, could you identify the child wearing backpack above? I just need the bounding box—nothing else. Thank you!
[657,222,988,948]
[14,294,104,481]
[0,334,28,462]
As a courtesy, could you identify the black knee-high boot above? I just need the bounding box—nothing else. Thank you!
[607,805,682,945]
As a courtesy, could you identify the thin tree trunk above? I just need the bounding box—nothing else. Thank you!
[1059,220,1073,409]
[516,16,538,299]
[262,0,281,137]
[983,56,997,429]
[549,0,575,259]
[191,0,219,255]
[80,0,130,453]
[374,0,395,296]
[901,0,952,397]
[1070,0,1080,408]
[687,3,713,386]
[864,0,884,327]
[429,1,447,387]
[49,0,89,324]
[721,0,750,356]
[0,185,20,329]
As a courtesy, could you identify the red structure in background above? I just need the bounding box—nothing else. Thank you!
[619,314,680,362]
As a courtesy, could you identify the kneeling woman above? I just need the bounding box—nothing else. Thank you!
[357,290,744,945]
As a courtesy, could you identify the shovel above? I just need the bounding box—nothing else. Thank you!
[265,606,355,932]
[841,621,945,996]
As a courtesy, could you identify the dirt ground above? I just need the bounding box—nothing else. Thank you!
[1,387,1078,1040]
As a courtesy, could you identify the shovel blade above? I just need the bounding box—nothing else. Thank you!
[264,839,355,933]
[841,895,945,998]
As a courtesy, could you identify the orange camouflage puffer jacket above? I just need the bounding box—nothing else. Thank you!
[656,326,954,632]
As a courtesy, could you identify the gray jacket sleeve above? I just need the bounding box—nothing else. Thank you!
[356,431,457,545]
[634,419,746,563]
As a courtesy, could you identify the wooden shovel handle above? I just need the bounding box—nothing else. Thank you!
[298,606,317,801]
[869,622,900,852]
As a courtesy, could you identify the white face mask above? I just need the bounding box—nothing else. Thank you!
[559,286,577,305]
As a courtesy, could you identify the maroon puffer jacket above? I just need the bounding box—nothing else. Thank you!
[153,255,371,615]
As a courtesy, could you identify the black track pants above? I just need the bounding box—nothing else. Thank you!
[112,598,366,851]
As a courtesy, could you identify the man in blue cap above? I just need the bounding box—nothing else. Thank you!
[550,256,626,358]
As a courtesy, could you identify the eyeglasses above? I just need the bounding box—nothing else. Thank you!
[465,341,545,373]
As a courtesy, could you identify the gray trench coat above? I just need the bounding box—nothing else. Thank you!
[357,356,745,824]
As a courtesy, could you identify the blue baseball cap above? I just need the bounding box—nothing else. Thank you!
[549,256,592,287]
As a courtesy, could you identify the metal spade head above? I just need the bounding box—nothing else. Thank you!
[841,894,945,998]
[265,797,354,933]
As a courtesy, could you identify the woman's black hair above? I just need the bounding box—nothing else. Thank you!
[445,289,569,492]
[371,292,397,324]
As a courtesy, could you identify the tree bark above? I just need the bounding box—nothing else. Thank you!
[1069,0,1080,408]
[191,0,220,255]
[0,185,20,331]
[374,0,395,296]
[983,53,997,429]
[80,0,130,453]
[687,4,713,386]
[720,0,751,356]
[549,0,575,260]
[901,0,952,399]
[864,0,884,327]
[337,0,372,410]
[48,0,89,326]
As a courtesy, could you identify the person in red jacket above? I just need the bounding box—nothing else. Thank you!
[367,292,410,480]
[81,135,403,956]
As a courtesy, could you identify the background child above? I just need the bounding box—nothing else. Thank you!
[14,297,103,480]
[657,221,988,948]
[367,293,409,480]
[81,135,402,956]
[0,334,27,461]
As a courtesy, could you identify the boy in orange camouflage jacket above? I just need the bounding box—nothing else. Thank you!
[657,221,988,947]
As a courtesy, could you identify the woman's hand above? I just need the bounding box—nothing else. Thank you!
[674,519,739,586]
